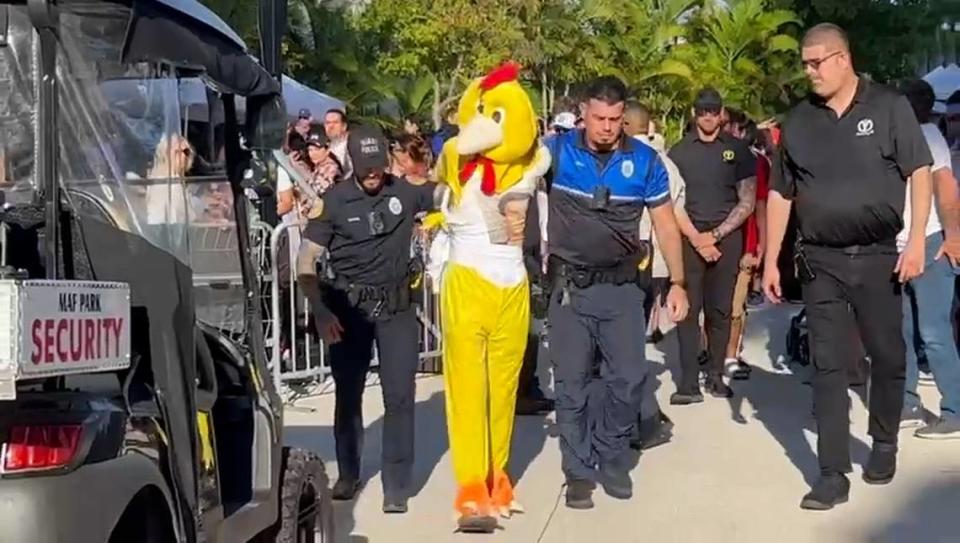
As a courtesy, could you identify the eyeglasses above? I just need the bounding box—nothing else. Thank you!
[802,50,842,71]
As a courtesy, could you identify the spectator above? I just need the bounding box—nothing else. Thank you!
[724,116,770,379]
[668,87,757,404]
[548,112,577,136]
[897,79,960,440]
[389,134,431,185]
[324,108,353,180]
[430,104,459,160]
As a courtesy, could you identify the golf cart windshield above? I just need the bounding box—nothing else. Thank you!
[1,5,232,264]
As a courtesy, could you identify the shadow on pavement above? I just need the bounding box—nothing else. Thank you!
[283,389,449,543]
[865,474,960,543]
[735,304,871,486]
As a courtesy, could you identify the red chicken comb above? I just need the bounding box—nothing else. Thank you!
[480,62,521,91]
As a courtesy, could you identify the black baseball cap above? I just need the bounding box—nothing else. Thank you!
[305,131,329,148]
[694,88,723,110]
[298,108,312,119]
[348,125,389,179]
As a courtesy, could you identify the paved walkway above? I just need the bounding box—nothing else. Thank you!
[283,304,960,543]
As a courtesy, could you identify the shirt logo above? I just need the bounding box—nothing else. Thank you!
[856,118,875,137]
[722,149,735,162]
[388,196,403,215]
[621,160,635,178]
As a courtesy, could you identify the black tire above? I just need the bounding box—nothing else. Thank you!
[275,448,335,543]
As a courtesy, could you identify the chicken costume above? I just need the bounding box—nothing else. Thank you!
[428,62,550,532]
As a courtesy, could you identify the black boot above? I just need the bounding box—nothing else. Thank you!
[565,479,595,510]
[631,411,674,450]
[705,377,734,399]
[800,473,850,510]
[331,478,362,501]
[863,443,897,485]
[599,462,632,500]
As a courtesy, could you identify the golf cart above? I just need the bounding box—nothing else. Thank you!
[0,1,333,542]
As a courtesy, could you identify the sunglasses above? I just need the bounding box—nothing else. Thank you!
[695,106,722,117]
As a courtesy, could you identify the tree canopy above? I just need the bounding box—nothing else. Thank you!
[202,0,942,141]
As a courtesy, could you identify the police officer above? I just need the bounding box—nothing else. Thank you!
[544,76,689,509]
[763,24,933,510]
[668,88,757,403]
[296,126,444,513]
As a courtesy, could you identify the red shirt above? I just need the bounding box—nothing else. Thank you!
[745,153,770,255]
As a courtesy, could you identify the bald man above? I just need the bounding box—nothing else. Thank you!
[763,23,933,510]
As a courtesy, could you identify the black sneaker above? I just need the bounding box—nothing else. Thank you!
[331,478,362,501]
[705,378,734,399]
[631,411,674,451]
[863,443,897,485]
[565,479,595,510]
[670,391,704,405]
[800,473,850,510]
[599,463,632,500]
[382,496,408,514]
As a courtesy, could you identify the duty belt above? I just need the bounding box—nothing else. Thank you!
[549,257,639,289]
[324,276,412,319]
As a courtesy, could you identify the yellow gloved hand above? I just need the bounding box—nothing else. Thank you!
[421,211,446,231]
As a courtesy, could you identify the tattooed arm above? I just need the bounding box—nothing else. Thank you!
[713,176,757,240]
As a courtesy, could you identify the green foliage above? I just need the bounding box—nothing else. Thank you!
[200,0,937,141]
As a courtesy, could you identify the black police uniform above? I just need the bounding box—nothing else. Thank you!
[544,129,671,484]
[668,131,756,394]
[773,78,932,475]
[301,173,436,500]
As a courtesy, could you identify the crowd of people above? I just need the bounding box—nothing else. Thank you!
[266,21,960,531]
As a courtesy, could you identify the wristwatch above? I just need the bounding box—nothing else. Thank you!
[711,229,722,242]
[669,278,686,290]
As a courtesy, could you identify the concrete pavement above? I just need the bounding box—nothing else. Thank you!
[283,303,960,543]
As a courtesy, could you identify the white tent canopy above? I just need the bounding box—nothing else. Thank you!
[100,75,346,125]
[923,63,960,103]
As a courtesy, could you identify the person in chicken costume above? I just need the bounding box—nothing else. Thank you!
[427,62,550,533]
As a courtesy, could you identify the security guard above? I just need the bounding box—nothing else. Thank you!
[544,76,689,510]
[297,126,444,513]
[763,24,933,510]
[668,88,757,403]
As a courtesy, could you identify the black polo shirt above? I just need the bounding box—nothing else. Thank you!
[303,175,435,285]
[668,131,756,231]
[772,78,933,247]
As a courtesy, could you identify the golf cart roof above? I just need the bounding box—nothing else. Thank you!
[149,0,247,50]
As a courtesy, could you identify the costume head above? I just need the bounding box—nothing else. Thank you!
[456,62,538,164]
[438,62,542,202]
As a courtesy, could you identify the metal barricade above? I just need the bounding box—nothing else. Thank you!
[269,222,329,397]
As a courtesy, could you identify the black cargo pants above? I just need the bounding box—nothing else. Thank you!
[549,281,653,482]
[676,233,742,393]
[325,290,420,499]
[802,243,905,475]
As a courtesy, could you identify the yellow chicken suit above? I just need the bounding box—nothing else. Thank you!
[429,62,550,533]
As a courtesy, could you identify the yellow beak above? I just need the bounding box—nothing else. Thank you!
[456,115,503,155]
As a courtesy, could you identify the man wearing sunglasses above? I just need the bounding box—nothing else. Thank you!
[668,88,758,405]
[763,23,934,511]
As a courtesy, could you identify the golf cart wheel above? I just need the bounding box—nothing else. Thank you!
[275,448,335,543]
